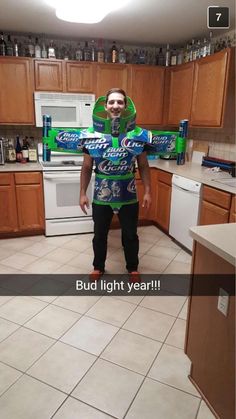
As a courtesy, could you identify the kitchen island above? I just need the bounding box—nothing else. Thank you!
[185,223,235,419]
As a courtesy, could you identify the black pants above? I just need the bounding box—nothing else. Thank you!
[92,202,139,272]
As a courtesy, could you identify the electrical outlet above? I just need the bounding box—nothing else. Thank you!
[217,288,229,317]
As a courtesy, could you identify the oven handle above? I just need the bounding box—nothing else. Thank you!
[43,173,81,180]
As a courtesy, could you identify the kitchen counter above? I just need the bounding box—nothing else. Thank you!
[148,159,236,194]
[0,162,43,172]
[189,223,236,266]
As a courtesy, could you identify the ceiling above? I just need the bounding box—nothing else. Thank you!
[0,0,235,45]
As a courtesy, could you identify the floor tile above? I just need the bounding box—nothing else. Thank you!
[0,292,15,307]
[1,252,38,269]
[86,296,136,327]
[0,318,20,342]
[139,254,171,273]
[25,304,81,339]
[0,274,40,293]
[62,237,92,252]
[0,248,15,261]
[53,397,113,419]
[0,327,54,371]
[0,264,25,274]
[21,242,57,257]
[0,237,33,251]
[197,400,216,419]
[138,229,164,244]
[55,264,89,274]
[27,341,96,393]
[0,374,66,419]
[123,306,175,342]
[0,362,22,396]
[146,245,180,260]
[178,298,189,320]
[148,344,200,396]
[0,296,48,324]
[23,258,63,274]
[113,294,144,305]
[45,247,79,264]
[174,249,192,264]
[67,253,93,271]
[157,236,181,249]
[140,294,187,317]
[61,316,118,355]
[53,294,101,314]
[104,259,127,274]
[125,377,200,419]
[40,235,73,246]
[165,318,187,349]
[164,260,191,274]
[72,358,143,418]
[101,329,162,375]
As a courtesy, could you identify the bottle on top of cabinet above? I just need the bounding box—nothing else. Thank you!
[90,39,96,62]
[27,36,35,57]
[84,41,91,61]
[15,136,23,162]
[118,46,126,63]
[6,140,16,163]
[6,35,14,56]
[111,41,118,63]
[0,32,6,56]
[97,39,105,62]
[75,42,83,61]
[165,44,170,66]
[48,40,56,59]
[157,47,165,66]
[34,37,41,58]
[13,38,19,57]
[22,137,29,162]
[28,137,38,162]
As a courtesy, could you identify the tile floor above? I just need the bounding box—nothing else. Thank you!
[0,226,216,418]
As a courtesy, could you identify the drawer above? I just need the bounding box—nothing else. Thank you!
[14,172,41,185]
[0,173,13,186]
[157,170,172,185]
[202,185,231,209]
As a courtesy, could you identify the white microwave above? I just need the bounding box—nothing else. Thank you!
[34,92,95,128]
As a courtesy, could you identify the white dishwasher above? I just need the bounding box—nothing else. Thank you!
[169,174,202,251]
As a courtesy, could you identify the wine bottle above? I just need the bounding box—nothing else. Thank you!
[15,136,22,162]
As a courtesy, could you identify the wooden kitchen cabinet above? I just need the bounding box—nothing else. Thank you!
[34,59,65,91]
[199,185,231,225]
[165,62,194,125]
[185,242,235,419]
[190,48,234,127]
[229,195,236,222]
[155,170,172,231]
[0,172,44,237]
[0,173,18,233]
[130,65,165,125]
[0,57,34,125]
[65,62,96,92]
[95,63,130,97]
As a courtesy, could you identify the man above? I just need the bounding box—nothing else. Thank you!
[80,88,152,281]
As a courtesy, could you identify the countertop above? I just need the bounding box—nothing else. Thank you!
[0,159,235,194]
[0,162,43,172]
[148,159,236,194]
[189,223,236,266]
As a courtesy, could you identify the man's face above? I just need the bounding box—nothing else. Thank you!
[105,92,126,119]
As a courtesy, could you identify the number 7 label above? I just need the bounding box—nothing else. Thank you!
[207,6,230,29]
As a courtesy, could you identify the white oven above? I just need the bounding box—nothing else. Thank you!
[39,145,94,236]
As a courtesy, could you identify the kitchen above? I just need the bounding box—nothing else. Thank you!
[0,0,235,418]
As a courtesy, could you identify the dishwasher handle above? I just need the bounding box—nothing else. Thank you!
[172,183,201,195]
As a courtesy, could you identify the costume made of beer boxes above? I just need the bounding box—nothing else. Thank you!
[82,96,152,213]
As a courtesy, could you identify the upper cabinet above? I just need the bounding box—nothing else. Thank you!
[165,62,194,125]
[34,59,64,91]
[190,49,233,127]
[130,65,165,125]
[95,64,130,97]
[0,57,34,125]
[65,62,95,92]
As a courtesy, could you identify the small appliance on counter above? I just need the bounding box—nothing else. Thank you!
[202,156,236,176]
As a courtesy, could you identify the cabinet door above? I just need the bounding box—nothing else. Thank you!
[0,57,34,124]
[148,169,158,221]
[199,200,229,225]
[65,62,95,92]
[229,195,236,223]
[34,59,64,91]
[166,62,194,125]
[0,173,18,233]
[96,64,130,97]
[15,173,44,232]
[191,50,228,126]
[156,181,172,231]
[130,65,165,125]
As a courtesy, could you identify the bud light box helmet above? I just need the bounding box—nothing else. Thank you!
[92,96,137,135]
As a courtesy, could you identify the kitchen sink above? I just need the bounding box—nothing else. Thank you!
[212,177,236,188]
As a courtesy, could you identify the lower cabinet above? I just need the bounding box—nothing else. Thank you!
[229,195,236,222]
[0,172,45,236]
[154,169,172,231]
[199,185,231,225]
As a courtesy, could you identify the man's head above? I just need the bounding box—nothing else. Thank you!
[105,88,127,119]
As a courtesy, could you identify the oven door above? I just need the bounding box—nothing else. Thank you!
[43,171,94,219]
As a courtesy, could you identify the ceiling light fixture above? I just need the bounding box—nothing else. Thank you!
[45,0,130,24]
